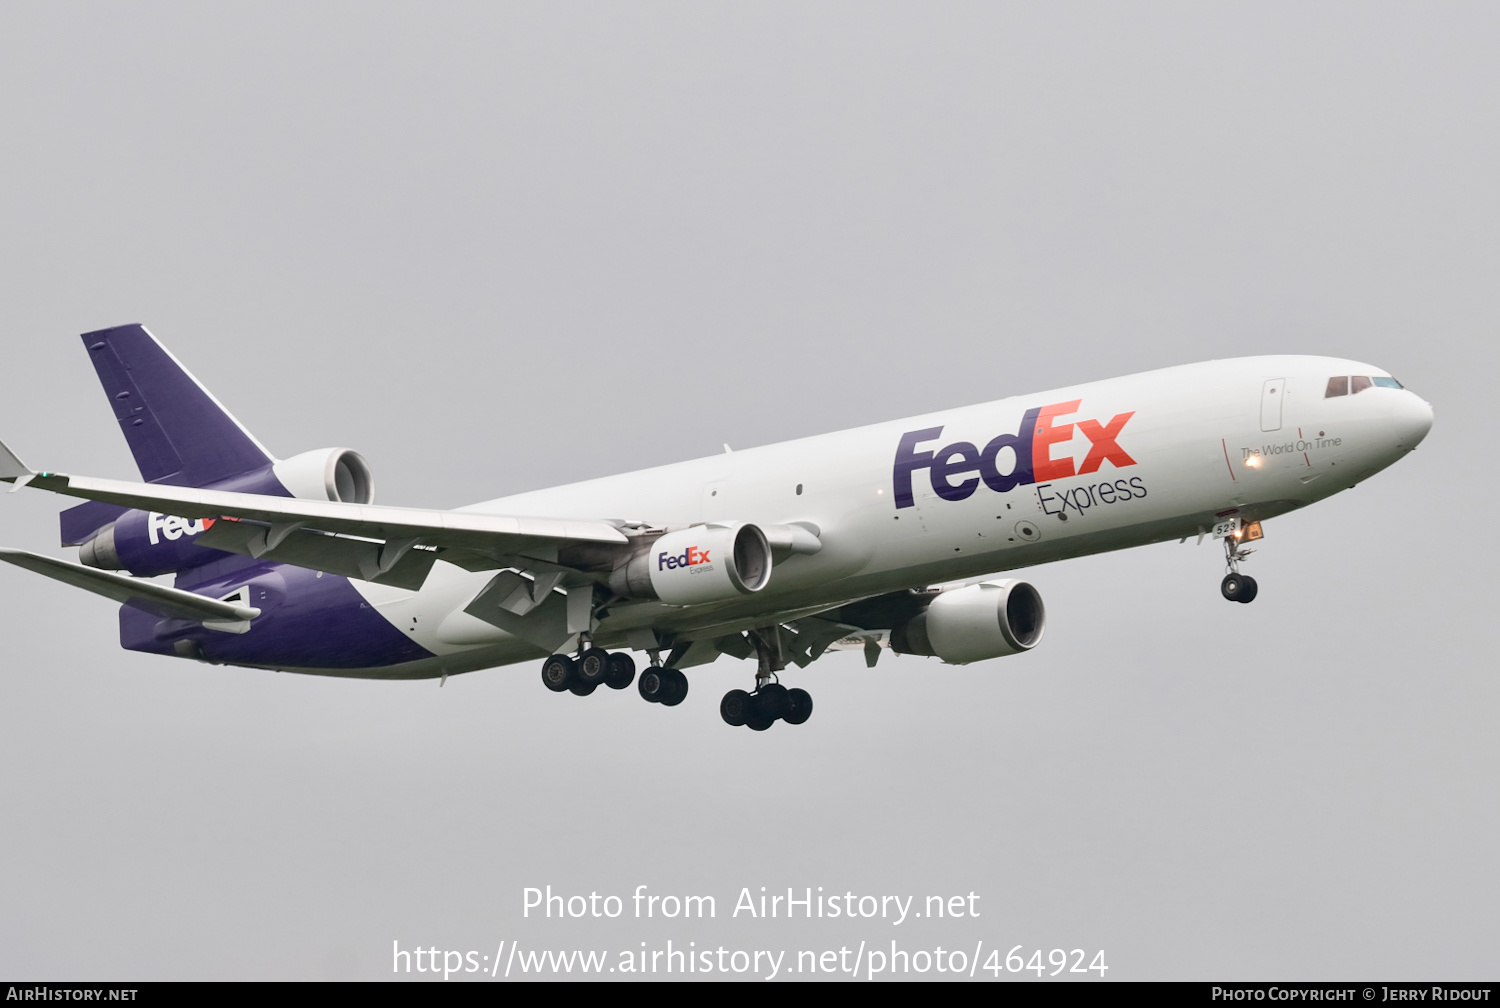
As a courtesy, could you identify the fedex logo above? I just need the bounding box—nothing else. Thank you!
[658,546,712,571]
[892,400,1136,508]
[147,512,215,544]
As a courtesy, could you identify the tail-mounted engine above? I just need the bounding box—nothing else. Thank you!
[267,448,374,505]
[891,579,1046,664]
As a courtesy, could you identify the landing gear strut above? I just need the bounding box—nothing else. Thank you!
[720,628,814,730]
[1220,529,1259,603]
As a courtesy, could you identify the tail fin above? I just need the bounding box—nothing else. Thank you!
[82,324,274,484]
[60,325,277,545]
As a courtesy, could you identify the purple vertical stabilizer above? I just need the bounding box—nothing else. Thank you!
[80,324,274,485]
[61,324,282,546]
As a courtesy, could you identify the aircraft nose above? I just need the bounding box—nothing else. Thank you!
[1390,391,1433,451]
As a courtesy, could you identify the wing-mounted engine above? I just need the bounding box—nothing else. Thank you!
[891,579,1046,664]
[607,522,773,604]
[76,447,376,577]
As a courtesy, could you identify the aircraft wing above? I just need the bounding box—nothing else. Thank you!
[0,548,261,623]
[0,441,629,585]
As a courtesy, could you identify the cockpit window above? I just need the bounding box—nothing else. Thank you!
[1326,375,1399,397]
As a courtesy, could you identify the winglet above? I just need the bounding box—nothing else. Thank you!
[0,438,35,490]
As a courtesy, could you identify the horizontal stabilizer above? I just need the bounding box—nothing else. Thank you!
[0,438,31,484]
[0,548,262,623]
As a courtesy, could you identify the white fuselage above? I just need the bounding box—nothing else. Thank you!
[346,355,1432,677]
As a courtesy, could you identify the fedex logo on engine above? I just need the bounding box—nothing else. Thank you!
[147,512,215,544]
[892,399,1136,508]
[658,546,712,571]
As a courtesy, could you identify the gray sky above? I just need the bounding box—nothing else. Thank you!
[0,2,1494,980]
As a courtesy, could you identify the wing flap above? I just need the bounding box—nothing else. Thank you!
[0,548,261,623]
[195,521,439,591]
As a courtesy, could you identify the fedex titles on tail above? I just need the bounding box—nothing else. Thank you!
[893,399,1137,508]
[146,512,215,544]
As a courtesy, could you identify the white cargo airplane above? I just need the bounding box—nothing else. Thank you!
[0,326,1432,730]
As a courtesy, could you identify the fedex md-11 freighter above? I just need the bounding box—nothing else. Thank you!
[0,325,1432,731]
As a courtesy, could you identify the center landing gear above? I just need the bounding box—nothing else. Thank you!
[637,649,688,707]
[540,644,636,697]
[1219,529,1259,604]
[720,628,814,730]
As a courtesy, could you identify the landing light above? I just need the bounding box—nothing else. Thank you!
[1244,456,1262,468]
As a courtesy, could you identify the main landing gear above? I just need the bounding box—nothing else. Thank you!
[720,628,814,731]
[540,646,636,696]
[540,640,690,706]
[1219,529,1259,604]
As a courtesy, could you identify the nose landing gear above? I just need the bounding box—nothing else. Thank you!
[1219,528,1259,603]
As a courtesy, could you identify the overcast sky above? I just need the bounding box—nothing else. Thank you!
[0,2,1495,981]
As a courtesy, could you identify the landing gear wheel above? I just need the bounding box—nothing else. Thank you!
[569,680,598,697]
[577,647,611,686]
[638,668,668,703]
[604,652,636,689]
[756,683,790,719]
[720,689,752,726]
[783,688,813,725]
[745,708,775,731]
[1221,573,1259,603]
[541,654,576,692]
[639,667,686,705]
[659,669,689,707]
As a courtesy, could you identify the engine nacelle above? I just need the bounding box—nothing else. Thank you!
[609,522,772,605]
[891,579,1045,664]
[270,448,374,504]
